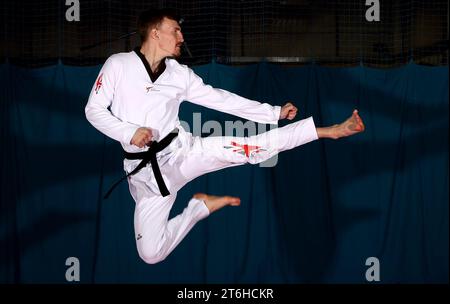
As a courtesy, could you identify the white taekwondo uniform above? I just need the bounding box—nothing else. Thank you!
[85,49,318,264]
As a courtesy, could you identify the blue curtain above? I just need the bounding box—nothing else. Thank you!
[0,62,448,283]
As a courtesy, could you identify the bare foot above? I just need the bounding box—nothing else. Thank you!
[317,109,365,139]
[193,193,241,214]
[335,109,365,138]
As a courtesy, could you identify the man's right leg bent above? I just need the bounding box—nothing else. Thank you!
[129,178,210,264]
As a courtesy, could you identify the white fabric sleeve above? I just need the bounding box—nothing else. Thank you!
[185,68,281,125]
[85,57,138,145]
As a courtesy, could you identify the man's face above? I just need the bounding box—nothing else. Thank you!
[155,17,184,57]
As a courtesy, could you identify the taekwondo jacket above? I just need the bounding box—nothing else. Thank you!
[85,50,281,154]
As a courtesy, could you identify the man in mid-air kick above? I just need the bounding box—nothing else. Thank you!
[85,9,365,264]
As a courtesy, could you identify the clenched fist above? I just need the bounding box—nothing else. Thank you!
[279,102,298,120]
[130,127,153,148]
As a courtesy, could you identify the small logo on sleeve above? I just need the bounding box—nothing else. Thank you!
[94,73,103,94]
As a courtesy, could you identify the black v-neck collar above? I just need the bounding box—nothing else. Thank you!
[134,47,167,83]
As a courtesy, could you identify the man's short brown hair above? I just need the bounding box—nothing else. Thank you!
[137,8,180,43]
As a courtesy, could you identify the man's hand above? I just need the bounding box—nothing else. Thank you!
[130,127,153,148]
[279,102,298,120]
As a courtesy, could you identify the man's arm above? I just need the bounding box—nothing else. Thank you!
[85,56,140,146]
[185,68,281,124]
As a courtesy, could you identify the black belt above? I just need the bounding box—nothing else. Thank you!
[103,129,179,199]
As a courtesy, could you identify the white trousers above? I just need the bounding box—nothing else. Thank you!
[127,117,318,264]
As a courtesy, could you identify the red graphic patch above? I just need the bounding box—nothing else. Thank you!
[223,141,267,157]
[94,73,103,94]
